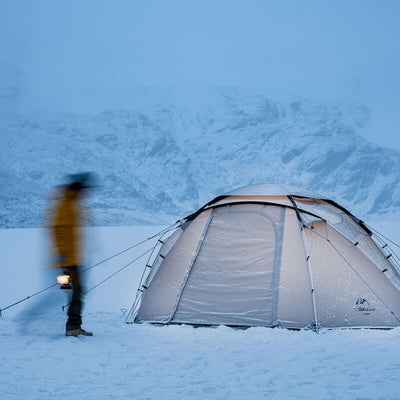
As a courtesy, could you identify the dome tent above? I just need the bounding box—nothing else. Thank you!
[127,184,400,330]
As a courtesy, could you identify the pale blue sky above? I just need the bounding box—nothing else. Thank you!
[1,0,399,148]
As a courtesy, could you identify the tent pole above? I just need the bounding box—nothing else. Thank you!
[125,223,181,323]
[301,224,320,333]
[288,195,320,332]
[125,239,163,322]
[167,209,216,323]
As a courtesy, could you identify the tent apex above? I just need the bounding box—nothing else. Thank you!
[224,183,327,199]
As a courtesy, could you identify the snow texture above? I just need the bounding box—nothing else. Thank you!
[2,313,400,400]
[1,224,400,399]
[1,86,400,229]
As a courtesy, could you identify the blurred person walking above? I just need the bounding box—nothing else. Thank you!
[48,173,95,337]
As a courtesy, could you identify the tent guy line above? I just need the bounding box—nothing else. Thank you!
[61,246,155,312]
[0,222,180,317]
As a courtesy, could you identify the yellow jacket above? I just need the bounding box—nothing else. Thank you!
[49,188,83,268]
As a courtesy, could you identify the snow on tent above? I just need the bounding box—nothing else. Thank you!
[126,184,400,330]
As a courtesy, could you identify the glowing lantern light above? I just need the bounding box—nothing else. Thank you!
[57,275,72,289]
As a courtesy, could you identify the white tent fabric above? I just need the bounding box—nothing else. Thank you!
[128,185,400,329]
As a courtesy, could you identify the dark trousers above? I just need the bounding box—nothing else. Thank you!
[64,265,83,330]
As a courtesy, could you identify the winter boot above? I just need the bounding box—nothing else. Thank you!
[65,328,93,337]
[78,328,93,336]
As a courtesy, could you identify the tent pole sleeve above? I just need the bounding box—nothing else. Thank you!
[167,209,216,323]
[300,223,320,333]
[271,207,286,326]
[288,195,305,227]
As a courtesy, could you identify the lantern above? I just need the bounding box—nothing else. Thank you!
[57,274,72,289]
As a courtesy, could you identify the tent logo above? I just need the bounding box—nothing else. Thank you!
[354,298,375,314]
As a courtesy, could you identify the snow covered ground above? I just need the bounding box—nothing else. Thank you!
[2,313,400,400]
[1,223,400,400]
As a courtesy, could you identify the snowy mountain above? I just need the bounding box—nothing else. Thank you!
[1,86,399,228]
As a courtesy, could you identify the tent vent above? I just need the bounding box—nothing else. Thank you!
[382,244,388,249]
[306,256,310,261]
[158,239,164,244]
[354,242,359,246]
[160,254,165,259]
[382,268,388,273]
[386,254,393,260]
[146,264,152,268]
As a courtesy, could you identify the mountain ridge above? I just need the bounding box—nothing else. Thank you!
[1,86,399,228]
